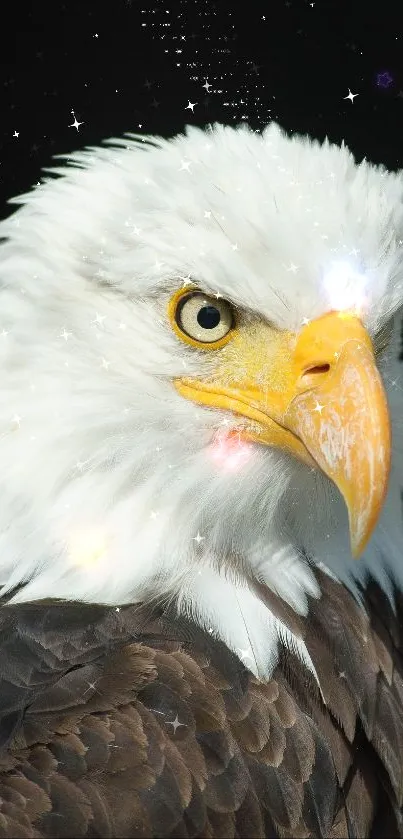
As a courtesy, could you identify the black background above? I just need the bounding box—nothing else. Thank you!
[1,0,403,220]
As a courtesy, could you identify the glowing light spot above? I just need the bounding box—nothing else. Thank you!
[69,527,107,569]
[376,71,393,88]
[209,429,253,471]
[322,261,368,315]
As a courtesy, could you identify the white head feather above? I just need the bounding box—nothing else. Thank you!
[0,121,402,679]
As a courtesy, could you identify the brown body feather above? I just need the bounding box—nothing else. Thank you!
[0,570,402,838]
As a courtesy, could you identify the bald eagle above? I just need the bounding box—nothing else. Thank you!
[0,121,402,837]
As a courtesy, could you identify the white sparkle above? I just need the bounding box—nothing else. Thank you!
[193,531,205,544]
[69,110,84,131]
[179,159,191,172]
[91,312,107,326]
[185,101,197,112]
[83,680,99,695]
[344,89,359,103]
[166,714,185,733]
[314,400,325,414]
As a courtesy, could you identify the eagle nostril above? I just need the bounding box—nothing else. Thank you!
[304,364,330,376]
[298,363,331,388]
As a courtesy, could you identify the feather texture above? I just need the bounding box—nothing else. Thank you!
[0,569,402,837]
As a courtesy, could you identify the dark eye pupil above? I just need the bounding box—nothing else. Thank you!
[197,305,220,329]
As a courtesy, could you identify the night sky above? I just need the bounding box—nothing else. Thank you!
[1,0,403,220]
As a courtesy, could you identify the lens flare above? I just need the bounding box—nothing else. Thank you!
[69,527,108,569]
[209,429,253,471]
[322,261,368,315]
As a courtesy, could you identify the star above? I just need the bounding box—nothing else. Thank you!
[13,130,19,138]
[193,531,205,544]
[179,159,191,172]
[204,210,211,218]
[59,328,72,341]
[202,80,212,92]
[83,679,100,695]
[144,79,153,90]
[185,101,197,113]
[69,111,83,131]
[344,89,359,104]
[314,400,325,414]
[214,291,222,299]
[91,312,107,326]
[301,317,310,326]
[286,262,298,273]
[166,714,185,734]
[101,358,110,370]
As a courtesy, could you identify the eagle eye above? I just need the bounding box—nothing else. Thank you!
[168,288,236,349]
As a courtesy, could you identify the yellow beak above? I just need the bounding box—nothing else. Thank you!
[175,311,391,558]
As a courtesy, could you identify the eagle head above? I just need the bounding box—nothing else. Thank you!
[0,122,402,677]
